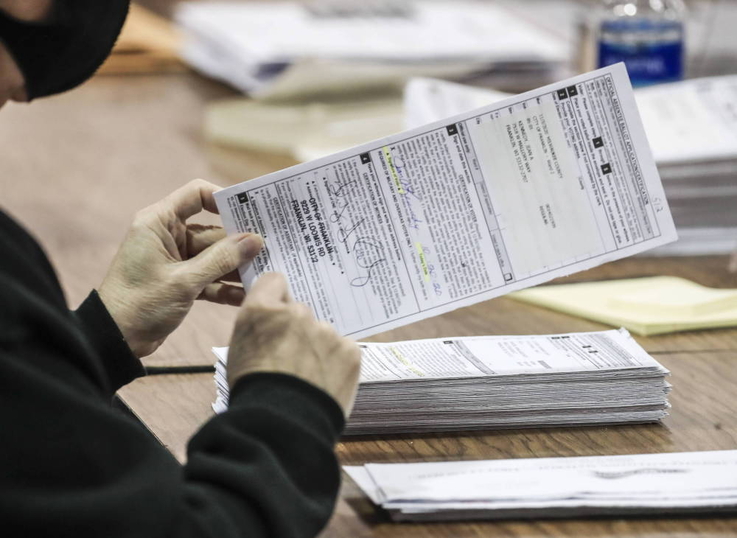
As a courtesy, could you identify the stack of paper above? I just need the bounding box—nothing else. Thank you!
[345,450,737,521]
[212,328,671,434]
[634,76,737,249]
[403,75,737,255]
[175,1,568,100]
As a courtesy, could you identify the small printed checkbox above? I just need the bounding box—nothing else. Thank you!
[237,192,248,204]
[567,85,578,97]
[446,124,458,136]
[592,136,604,148]
[556,89,568,100]
[360,153,371,164]
[601,163,612,175]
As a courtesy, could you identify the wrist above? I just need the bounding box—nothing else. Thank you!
[97,284,154,358]
[73,290,146,392]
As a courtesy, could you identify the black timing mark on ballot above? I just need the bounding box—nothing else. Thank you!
[237,192,248,204]
[446,124,458,136]
[360,153,371,164]
[567,85,579,97]
[592,136,604,149]
[601,163,612,175]
[556,88,568,100]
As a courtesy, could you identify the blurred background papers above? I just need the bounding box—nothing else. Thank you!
[205,96,404,163]
[400,76,737,257]
[180,1,735,257]
[175,0,570,101]
[204,75,737,258]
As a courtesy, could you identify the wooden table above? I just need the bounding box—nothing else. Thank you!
[117,255,737,538]
[2,15,736,538]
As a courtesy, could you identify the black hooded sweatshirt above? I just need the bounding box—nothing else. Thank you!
[0,209,345,538]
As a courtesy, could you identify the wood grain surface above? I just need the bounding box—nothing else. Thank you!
[1,23,736,538]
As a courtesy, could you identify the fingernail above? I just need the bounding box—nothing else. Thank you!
[238,234,263,258]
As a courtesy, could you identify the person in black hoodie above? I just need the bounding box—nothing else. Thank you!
[0,2,362,537]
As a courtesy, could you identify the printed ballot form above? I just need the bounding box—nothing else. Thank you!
[215,64,677,339]
[211,328,671,432]
[355,328,663,382]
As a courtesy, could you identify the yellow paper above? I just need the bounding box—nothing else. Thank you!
[204,98,403,160]
[510,276,737,336]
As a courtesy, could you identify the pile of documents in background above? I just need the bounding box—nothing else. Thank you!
[403,75,737,256]
[175,0,568,100]
[635,76,737,255]
[213,329,671,435]
[203,74,737,258]
[345,450,737,521]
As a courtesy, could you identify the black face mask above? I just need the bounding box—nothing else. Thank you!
[0,0,130,100]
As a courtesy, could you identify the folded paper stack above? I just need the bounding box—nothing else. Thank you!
[176,1,568,100]
[213,328,670,435]
[345,450,737,521]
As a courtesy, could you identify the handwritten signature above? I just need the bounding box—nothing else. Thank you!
[337,217,366,245]
[329,200,350,223]
[351,238,387,287]
[421,245,443,297]
[326,171,387,288]
[391,150,424,230]
[327,176,358,198]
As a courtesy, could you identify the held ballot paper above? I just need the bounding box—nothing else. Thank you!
[215,64,677,339]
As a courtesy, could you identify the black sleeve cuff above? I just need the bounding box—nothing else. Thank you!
[230,372,346,440]
[73,290,146,393]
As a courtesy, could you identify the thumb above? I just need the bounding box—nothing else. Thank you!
[183,233,263,288]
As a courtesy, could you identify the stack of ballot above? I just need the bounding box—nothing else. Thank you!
[345,450,737,521]
[403,75,737,255]
[634,76,737,254]
[212,329,671,435]
[175,1,568,100]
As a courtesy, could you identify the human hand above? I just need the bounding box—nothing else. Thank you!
[99,179,263,358]
[227,273,361,418]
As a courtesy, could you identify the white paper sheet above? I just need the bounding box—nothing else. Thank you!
[178,2,566,63]
[177,1,569,97]
[346,450,737,513]
[215,64,677,340]
[356,328,664,382]
[404,78,511,131]
[405,75,737,166]
[635,76,737,165]
[213,328,667,384]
